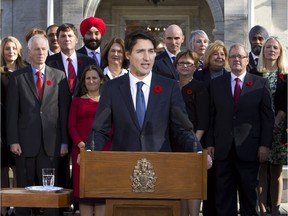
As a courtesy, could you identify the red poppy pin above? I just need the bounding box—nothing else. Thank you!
[153,85,162,93]
[77,59,83,64]
[278,73,284,80]
[246,81,253,86]
[186,89,193,95]
[46,80,52,86]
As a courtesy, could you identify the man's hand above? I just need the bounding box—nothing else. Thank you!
[258,146,270,163]
[207,154,213,169]
[10,143,22,156]
[60,146,69,157]
[207,147,215,160]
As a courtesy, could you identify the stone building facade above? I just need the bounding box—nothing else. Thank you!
[1,0,287,59]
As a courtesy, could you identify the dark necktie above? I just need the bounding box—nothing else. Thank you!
[67,58,76,92]
[91,52,100,67]
[255,58,259,66]
[136,81,146,128]
[171,56,176,67]
[36,71,44,100]
[234,78,241,107]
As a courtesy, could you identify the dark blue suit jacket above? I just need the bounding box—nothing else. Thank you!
[88,73,202,152]
[46,52,96,97]
[153,50,178,80]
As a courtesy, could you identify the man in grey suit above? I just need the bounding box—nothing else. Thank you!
[206,44,274,216]
[6,35,70,216]
[152,24,184,80]
[87,29,204,154]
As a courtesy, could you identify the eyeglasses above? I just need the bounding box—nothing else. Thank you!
[177,62,194,67]
[229,55,248,60]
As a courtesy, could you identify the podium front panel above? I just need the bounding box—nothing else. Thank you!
[80,151,207,200]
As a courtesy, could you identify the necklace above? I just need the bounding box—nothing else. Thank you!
[86,93,100,101]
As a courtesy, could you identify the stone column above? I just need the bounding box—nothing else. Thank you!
[223,0,248,49]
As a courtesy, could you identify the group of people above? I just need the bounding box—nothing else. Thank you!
[0,14,286,216]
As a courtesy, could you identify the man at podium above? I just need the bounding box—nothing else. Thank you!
[86,29,203,153]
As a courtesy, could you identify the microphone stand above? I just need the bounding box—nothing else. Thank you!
[91,130,95,151]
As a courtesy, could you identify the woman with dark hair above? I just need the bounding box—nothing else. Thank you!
[68,65,111,216]
[101,36,129,80]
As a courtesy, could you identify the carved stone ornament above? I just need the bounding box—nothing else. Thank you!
[130,158,157,192]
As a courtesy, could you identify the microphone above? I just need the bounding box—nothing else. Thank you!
[92,107,111,131]
[172,106,199,152]
[89,107,111,151]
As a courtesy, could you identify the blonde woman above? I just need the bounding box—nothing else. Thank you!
[1,36,25,216]
[256,36,287,216]
[189,30,210,71]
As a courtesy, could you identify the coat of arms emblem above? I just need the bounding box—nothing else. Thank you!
[130,158,157,192]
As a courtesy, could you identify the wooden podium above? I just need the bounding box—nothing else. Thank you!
[80,151,207,216]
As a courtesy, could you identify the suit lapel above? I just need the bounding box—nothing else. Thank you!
[222,73,234,110]
[241,73,256,98]
[163,52,178,79]
[42,66,54,104]
[23,67,40,101]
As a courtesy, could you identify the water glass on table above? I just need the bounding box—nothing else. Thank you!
[42,168,55,189]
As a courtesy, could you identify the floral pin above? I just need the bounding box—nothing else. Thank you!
[186,89,193,95]
[278,73,285,80]
[77,59,83,64]
[246,81,253,86]
[46,80,52,86]
[154,85,162,94]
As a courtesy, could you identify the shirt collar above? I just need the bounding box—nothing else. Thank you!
[231,71,246,82]
[165,48,176,59]
[85,46,100,54]
[31,65,45,75]
[61,51,77,62]
[103,66,128,79]
[129,71,152,88]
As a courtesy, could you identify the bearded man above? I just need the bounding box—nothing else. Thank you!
[247,25,269,73]
[77,16,106,68]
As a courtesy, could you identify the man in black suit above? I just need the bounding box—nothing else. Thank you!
[207,43,274,216]
[6,35,70,216]
[46,23,96,190]
[77,16,106,68]
[247,25,269,73]
[153,24,184,80]
[87,29,205,155]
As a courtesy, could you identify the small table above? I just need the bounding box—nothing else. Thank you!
[0,188,72,208]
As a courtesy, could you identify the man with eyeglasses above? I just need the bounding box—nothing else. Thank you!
[206,43,274,216]
[247,25,269,73]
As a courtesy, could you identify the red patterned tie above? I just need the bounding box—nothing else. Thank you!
[67,58,76,92]
[36,71,44,100]
[234,78,241,107]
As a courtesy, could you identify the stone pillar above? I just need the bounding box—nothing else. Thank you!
[57,0,84,49]
[223,0,248,49]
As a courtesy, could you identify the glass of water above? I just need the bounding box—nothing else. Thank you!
[42,168,55,189]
